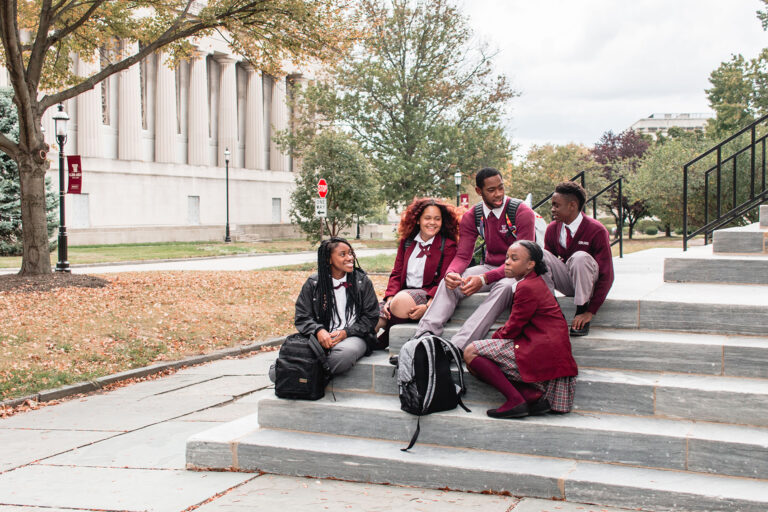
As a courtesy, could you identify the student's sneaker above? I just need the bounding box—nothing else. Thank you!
[569,322,590,337]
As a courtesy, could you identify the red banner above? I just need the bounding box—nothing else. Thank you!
[67,155,82,194]
[460,193,469,208]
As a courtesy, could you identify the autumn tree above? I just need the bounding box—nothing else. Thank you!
[0,88,57,255]
[290,130,379,242]
[284,0,517,208]
[591,129,650,239]
[0,0,355,275]
[504,143,603,221]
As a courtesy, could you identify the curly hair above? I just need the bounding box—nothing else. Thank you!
[396,198,460,242]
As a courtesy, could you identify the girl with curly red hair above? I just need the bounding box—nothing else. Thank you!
[376,198,460,347]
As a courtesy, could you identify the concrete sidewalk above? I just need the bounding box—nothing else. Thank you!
[0,350,641,512]
[0,248,397,275]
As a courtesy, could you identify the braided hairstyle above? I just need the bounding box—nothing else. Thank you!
[316,237,364,330]
[517,240,548,276]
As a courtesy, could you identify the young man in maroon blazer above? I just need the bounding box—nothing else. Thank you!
[413,167,536,349]
[542,181,614,336]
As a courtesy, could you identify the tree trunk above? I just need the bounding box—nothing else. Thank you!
[665,224,671,237]
[18,154,53,275]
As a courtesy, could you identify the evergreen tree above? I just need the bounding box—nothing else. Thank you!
[0,88,57,256]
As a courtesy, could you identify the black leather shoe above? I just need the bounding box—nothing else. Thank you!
[570,321,590,337]
[487,402,529,419]
[528,397,551,416]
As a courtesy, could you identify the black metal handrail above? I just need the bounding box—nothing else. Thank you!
[531,171,586,211]
[586,177,624,258]
[683,114,768,250]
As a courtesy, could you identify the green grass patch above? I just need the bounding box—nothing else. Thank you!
[0,368,101,399]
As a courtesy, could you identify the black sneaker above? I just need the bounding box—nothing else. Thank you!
[570,322,590,337]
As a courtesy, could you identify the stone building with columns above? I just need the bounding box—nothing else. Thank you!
[0,32,302,244]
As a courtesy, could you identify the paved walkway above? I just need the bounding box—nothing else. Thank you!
[0,248,397,275]
[0,350,640,512]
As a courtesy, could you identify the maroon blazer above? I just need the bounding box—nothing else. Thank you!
[384,234,458,299]
[492,272,578,382]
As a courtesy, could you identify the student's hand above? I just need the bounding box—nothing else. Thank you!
[329,330,347,346]
[459,275,483,297]
[317,329,334,349]
[444,272,462,290]
[381,298,392,320]
[408,304,428,320]
[572,312,593,330]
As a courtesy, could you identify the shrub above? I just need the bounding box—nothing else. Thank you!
[645,226,658,236]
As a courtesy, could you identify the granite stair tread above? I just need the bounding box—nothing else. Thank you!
[186,427,768,512]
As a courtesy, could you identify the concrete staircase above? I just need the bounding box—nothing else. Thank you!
[187,204,768,511]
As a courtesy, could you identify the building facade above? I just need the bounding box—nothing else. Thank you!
[0,33,302,244]
[629,113,712,139]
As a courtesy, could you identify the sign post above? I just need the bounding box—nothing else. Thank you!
[317,179,328,240]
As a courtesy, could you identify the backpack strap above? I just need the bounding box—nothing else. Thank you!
[428,237,447,288]
[473,203,485,240]
[401,416,421,452]
[307,334,332,377]
[505,198,522,239]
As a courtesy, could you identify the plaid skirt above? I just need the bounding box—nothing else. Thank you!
[472,337,576,413]
[379,288,429,318]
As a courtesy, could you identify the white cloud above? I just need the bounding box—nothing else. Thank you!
[462,0,767,155]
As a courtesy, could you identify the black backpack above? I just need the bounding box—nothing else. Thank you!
[396,335,470,451]
[274,333,331,401]
[471,198,522,266]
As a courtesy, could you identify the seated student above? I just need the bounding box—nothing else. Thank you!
[542,181,614,336]
[412,167,535,350]
[463,241,578,418]
[376,198,459,347]
[271,237,380,380]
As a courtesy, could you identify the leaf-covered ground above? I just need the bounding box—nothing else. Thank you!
[0,271,388,401]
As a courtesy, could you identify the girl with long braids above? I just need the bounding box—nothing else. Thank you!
[292,237,380,375]
[376,198,459,347]
[463,240,578,418]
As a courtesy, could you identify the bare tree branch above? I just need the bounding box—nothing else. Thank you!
[27,0,55,92]
[0,132,20,160]
[46,0,107,48]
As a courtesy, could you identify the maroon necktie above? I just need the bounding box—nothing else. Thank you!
[416,243,431,258]
[566,227,574,248]
[334,282,350,290]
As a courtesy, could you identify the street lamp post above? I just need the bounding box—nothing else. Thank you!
[224,147,231,243]
[52,104,70,273]
[454,169,462,207]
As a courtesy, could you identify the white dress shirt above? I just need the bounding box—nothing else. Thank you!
[482,197,508,219]
[330,276,351,331]
[405,234,435,289]
[560,213,583,248]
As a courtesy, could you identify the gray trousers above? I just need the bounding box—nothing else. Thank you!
[414,264,518,350]
[541,250,599,307]
[269,335,368,381]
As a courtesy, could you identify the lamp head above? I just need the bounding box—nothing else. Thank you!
[52,104,69,137]
[224,147,231,163]
[454,169,462,186]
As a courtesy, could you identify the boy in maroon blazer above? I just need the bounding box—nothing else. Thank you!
[542,181,614,336]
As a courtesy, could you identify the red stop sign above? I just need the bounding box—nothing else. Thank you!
[317,179,328,198]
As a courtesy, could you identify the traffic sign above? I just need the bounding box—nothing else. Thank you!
[315,197,327,217]
[317,179,328,198]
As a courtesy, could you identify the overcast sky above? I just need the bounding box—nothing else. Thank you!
[462,0,767,157]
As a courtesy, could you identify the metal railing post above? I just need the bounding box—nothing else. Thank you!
[751,125,756,199]
[618,178,623,258]
[683,164,688,251]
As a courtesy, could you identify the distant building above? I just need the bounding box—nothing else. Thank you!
[630,113,713,139]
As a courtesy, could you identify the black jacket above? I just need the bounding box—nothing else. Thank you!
[294,268,380,355]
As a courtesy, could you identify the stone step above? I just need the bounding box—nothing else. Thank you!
[388,327,768,379]
[186,426,768,512]
[336,353,768,425]
[255,393,768,479]
[664,247,768,284]
[712,222,767,254]
[409,278,768,336]
[762,204,767,226]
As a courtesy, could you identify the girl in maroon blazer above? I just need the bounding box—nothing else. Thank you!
[376,198,459,347]
[463,240,578,418]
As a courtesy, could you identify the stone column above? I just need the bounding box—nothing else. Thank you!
[118,41,142,161]
[244,65,264,170]
[217,56,238,167]
[154,51,177,163]
[187,52,209,166]
[270,77,289,171]
[76,54,101,157]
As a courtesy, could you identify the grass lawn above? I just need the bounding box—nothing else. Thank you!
[0,239,398,269]
[0,270,390,402]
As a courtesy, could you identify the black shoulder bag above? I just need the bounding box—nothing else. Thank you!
[274,333,332,400]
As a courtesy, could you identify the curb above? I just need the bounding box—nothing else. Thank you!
[0,336,286,409]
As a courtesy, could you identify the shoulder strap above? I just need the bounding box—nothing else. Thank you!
[474,203,485,240]
[307,334,332,377]
[404,238,414,249]
[506,198,521,228]
[428,237,447,288]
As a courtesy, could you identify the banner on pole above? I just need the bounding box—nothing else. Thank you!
[460,193,469,208]
[67,155,82,194]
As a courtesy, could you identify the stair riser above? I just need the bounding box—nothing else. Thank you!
[258,399,768,478]
[188,430,768,512]
[390,327,768,378]
[664,258,768,284]
[332,362,768,426]
[713,230,767,254]
[761,205,767,227]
